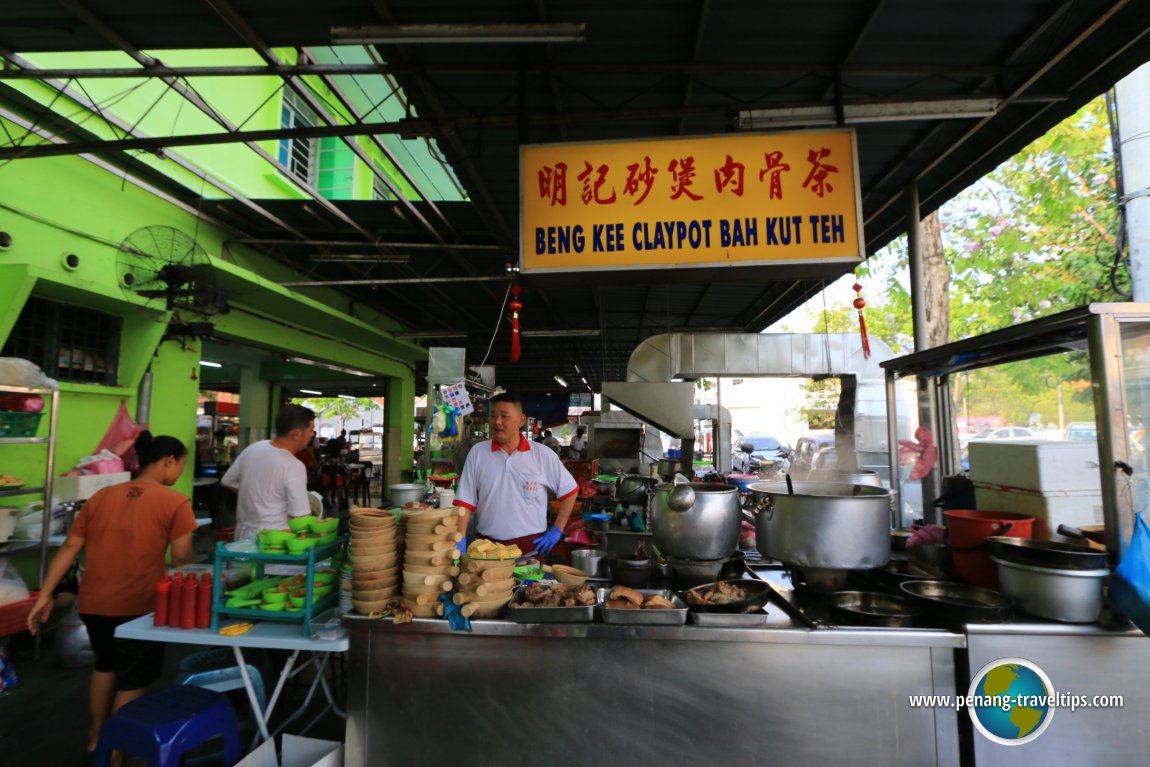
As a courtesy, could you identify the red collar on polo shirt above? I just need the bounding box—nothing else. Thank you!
[490,435,532,452]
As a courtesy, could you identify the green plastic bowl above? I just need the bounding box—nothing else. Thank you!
[225,596,261,609]
[314,570,337,585]
[313,584,334,597]
[309,517,339,535]
[289,515,316,533]
[285,536,317,554]
[259,601,286,612]
[262,589,288,603]
[288,593,308,608]
[317,532,338,546]
[284,603,303,612]
[264,528,295,546]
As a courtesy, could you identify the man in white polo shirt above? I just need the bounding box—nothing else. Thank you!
[453,392,578,561]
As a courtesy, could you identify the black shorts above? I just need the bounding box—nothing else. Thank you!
[79,614,164,692]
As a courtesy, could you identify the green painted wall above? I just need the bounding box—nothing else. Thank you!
[0,136,424,517]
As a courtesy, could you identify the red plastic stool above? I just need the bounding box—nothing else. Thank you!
[93,686,241,767]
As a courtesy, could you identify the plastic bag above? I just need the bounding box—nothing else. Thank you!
[1111,512,1150,636]
[0,560,30,607]
[0,645,18,691]
[94,401,144,473]
[0,357,59,390]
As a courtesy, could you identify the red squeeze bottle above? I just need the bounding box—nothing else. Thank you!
[168,573,185,627]
[179,576,198,629]
[196,573,213,629]
[154,576,171,626]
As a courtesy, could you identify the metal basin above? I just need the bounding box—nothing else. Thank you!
[650,483,741,560]
[748,481,892,570]
[388,483,425,506]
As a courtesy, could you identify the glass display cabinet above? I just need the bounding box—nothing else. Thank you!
[881,303,1150,565]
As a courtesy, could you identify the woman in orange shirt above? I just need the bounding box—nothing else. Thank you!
[27,431,198,755]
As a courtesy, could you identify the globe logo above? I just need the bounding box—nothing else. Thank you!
[968,658,1055,745]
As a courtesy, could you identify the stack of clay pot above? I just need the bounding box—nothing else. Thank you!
[348,507,400,614]
[456,550,517,618]
[401,503,463,618]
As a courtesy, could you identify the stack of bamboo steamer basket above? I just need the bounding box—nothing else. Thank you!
[456,544,519,618]
[401,503,463,618]
[348,507,400,614]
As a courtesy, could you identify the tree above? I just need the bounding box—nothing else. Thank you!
[297,396,368,428]
[794,96,1123,427]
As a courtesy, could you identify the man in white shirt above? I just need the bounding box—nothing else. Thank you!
[569,427,587,459]
[222,404,316,541]
[453,393,578,561]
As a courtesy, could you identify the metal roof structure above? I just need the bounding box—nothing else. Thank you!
[1,1,1148,394]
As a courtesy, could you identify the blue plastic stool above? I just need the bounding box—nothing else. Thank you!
[180,665,266,711]
[93,686,241,767]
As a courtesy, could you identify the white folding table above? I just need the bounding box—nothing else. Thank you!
[115,614,348,745]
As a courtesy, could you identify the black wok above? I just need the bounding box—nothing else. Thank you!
[985,536,1108,571]
[680,579,772,613]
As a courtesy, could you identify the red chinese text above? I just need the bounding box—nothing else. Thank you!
[538,163,568,206]
[577,161,618,205]
[668,156,703,201]
[714,155,746,196]
[758,151,791,200]
[802,148,838,198]
[623,156,658,205]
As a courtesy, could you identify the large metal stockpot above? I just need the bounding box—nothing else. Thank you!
[748,481,892,569]
[649,482,741,560]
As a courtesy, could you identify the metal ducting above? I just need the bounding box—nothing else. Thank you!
[603,333,897,472]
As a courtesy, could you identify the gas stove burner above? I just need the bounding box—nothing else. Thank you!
[786,565,852,594]
[668,556,727,589]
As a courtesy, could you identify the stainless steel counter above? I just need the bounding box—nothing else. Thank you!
[343,613,964,767]
[964,620,1150,767]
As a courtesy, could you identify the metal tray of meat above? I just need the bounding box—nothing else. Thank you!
[688,607,770,627]
[507,584,597,623]
[595,588,689,626]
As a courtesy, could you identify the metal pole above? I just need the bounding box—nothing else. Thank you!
[906,183,941,520]
[907,184,927,352]
[1116,62,1150,302]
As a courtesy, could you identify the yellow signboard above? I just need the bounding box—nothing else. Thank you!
[520,129,863,273]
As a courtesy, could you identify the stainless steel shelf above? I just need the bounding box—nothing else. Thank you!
[0,486,45,498]
[0,541,42,558]
[0,437,50,444]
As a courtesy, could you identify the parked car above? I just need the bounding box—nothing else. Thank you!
[732,434,790,474]
[1064,422,1097,441]
[971,426,1035,440]
[788,431,837,480]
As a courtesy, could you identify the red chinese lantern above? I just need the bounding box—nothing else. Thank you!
[852,282,871,359]
[510,283,523,362]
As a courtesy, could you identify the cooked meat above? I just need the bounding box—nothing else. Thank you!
[642,594,675,609]
[518,583,596,608]
[608,586,644,606]
[685,582,748,606]
[606,598,640,609]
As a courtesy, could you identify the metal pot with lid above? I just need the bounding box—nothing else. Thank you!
[748,481,892,570]
[649,482,741,560]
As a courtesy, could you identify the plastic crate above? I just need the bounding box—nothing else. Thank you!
[0,411,42,438]
[0,591,40,636]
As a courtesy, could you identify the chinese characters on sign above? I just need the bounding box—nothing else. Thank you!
[520,129,862,272]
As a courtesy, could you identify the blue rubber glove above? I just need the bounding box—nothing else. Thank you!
[454,535,467,560]
[533,525,564,556]
[438,592,471,631]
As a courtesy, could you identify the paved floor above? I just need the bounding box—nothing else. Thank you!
[0,521,348,765]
